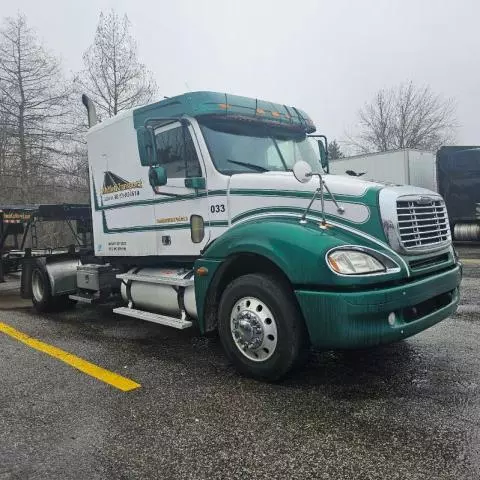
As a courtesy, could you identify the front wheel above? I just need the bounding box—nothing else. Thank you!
[218,273,309,381]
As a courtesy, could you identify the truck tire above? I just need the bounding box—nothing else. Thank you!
[31,266,76,313]
[218,273,309,381]
[31,265,55,313]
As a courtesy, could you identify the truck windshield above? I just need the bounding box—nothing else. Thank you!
[199,120,320,175]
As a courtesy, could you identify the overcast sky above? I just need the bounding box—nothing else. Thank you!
[3,0,479,149]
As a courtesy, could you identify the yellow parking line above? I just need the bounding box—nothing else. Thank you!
[0,322,141,392]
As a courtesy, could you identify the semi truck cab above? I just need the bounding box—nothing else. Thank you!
[29,91,461,380]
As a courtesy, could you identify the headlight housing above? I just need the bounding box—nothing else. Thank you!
[327,249,386,275]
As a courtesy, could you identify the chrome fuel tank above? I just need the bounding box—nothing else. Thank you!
[120,267,197,318]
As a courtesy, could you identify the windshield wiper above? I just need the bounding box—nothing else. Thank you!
[270,137,288,171]
[227,159,268,172]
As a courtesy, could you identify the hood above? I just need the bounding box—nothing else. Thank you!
[226,171,445,251]
[227,171,440,199]
[228,171,383,205]
[226,171,384,231]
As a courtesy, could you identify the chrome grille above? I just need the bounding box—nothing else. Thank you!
[396,198,450,250]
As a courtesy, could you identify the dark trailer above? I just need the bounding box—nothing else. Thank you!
[437,146,480,241]
[0,204,92,284]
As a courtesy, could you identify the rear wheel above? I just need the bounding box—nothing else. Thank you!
[31,266,54,313]
[218,273,309,381]
[31,266,76,313]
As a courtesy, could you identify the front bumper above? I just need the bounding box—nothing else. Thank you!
[295,264,461,349]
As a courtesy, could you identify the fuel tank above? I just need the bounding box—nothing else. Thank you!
[120,267,197,319]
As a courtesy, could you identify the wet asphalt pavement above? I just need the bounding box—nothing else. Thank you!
[0,247,479,479]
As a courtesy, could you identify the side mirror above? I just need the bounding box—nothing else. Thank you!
[293,161,313,183]
[149,166,167,189]
[318,139,329,173]
[138,127,155,166]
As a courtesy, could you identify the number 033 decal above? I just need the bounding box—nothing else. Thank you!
[210,204,226,214]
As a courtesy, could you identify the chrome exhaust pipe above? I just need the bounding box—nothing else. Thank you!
[82,94,98,128]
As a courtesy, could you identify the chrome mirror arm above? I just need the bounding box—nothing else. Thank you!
[299,174,319,224]
[299,173,345,226]
[321,176,345,215]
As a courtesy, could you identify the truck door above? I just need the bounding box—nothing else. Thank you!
[151,121,210,256]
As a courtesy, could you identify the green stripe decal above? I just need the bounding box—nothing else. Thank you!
[231,205,369,225]
[229,187,379,203]
[95,190,227,211]
[102,207,368,234]
[93,186,380,212]
[101,212,228,234]
[98,186,382,236]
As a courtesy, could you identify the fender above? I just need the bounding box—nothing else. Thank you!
[202,217,407,286]
[21,256,80,300]
[45,258,80,295]
[194,217,409,331]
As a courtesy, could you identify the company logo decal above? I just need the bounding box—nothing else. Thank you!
[101,171,143,202]
[156,216,188,224]
[417,196,434,205]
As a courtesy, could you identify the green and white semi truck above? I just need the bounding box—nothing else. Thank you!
[28,91,462,380]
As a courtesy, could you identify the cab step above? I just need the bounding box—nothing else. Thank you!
[69,293,95,304]
[116,272,193,287]
[112,306,192,329]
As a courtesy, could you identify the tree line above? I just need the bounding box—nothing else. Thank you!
[0,11,157,205]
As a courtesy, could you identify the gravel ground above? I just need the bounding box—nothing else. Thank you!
[0,246,479,480]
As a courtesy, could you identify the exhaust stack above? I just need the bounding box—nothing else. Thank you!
[82,94,98,128]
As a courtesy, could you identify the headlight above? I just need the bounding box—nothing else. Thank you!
[327,249,386,275]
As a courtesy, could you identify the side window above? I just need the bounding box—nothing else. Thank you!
[155,125,202,178]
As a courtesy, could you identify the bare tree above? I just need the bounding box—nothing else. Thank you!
[0,14,73,202]
[75,11,157,117]
[350,82,457,153]
[0,98,13,177]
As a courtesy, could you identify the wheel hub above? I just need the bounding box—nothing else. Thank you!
[230,296,278,362]
[233,311,264,349]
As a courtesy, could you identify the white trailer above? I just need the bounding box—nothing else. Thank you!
[330,149,437,192]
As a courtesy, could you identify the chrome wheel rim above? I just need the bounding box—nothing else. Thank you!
[230,296,278,362]
[32,270,44,303]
